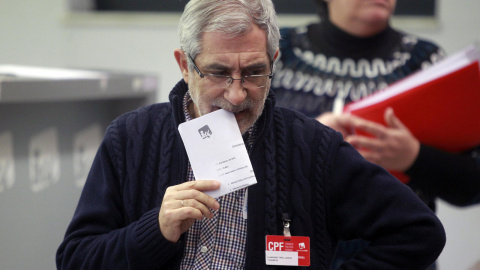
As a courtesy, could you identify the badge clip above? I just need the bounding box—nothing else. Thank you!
[282,213,291,237]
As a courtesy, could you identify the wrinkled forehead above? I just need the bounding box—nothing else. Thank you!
[198,25,270,61]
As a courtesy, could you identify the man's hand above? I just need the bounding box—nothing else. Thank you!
[344,107,420,172]
[159,180,220,243]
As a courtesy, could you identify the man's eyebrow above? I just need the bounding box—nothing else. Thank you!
[203,63,230,71]
[203,62,269,71]
[245,62,268,70]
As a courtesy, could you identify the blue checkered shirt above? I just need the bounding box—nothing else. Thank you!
[180,92,256,269]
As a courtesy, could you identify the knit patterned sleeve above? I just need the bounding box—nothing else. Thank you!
[406,144,480,207]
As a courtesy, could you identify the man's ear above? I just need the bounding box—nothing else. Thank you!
[174,49,190,83]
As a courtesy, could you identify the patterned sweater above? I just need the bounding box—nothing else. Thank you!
[57,80,445,269]
[271,21,480,211]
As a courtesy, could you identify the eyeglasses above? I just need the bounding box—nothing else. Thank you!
[188,54,273,88]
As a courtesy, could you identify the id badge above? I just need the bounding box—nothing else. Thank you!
[265,235,310,266]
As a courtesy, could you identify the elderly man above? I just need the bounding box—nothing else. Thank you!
[56,0,445,269]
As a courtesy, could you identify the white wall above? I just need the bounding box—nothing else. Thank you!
[1,0,479,269]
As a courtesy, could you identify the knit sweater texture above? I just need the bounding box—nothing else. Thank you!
[57,80,445,269]
[271,21,480,211]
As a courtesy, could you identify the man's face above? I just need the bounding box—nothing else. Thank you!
[185,25,275,134]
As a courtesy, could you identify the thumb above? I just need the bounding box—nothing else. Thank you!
[384,107,407,130]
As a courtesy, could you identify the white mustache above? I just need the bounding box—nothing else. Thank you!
[214,99,255,113]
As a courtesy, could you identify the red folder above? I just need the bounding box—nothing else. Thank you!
[343,45,480,183]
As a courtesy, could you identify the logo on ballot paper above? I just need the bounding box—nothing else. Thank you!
[198,125,212,139]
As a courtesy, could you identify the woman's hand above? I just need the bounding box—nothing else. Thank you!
[344,107,420,172]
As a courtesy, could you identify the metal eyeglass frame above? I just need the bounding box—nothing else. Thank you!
[188,54,273,88]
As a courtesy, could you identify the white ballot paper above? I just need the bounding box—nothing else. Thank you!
[178,109,257,198]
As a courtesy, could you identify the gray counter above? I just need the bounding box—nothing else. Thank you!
[0,65,157,270]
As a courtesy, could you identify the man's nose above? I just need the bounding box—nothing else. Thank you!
[224,78,247,105]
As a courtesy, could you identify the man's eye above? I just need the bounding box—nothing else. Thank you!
[211,71,229,76]
[244,70,265,76]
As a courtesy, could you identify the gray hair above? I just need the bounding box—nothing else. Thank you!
[178,0,280,70]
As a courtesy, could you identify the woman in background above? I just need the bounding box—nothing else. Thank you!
[271,0,480,269]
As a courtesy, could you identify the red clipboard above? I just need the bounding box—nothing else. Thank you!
[344,45,480,183]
